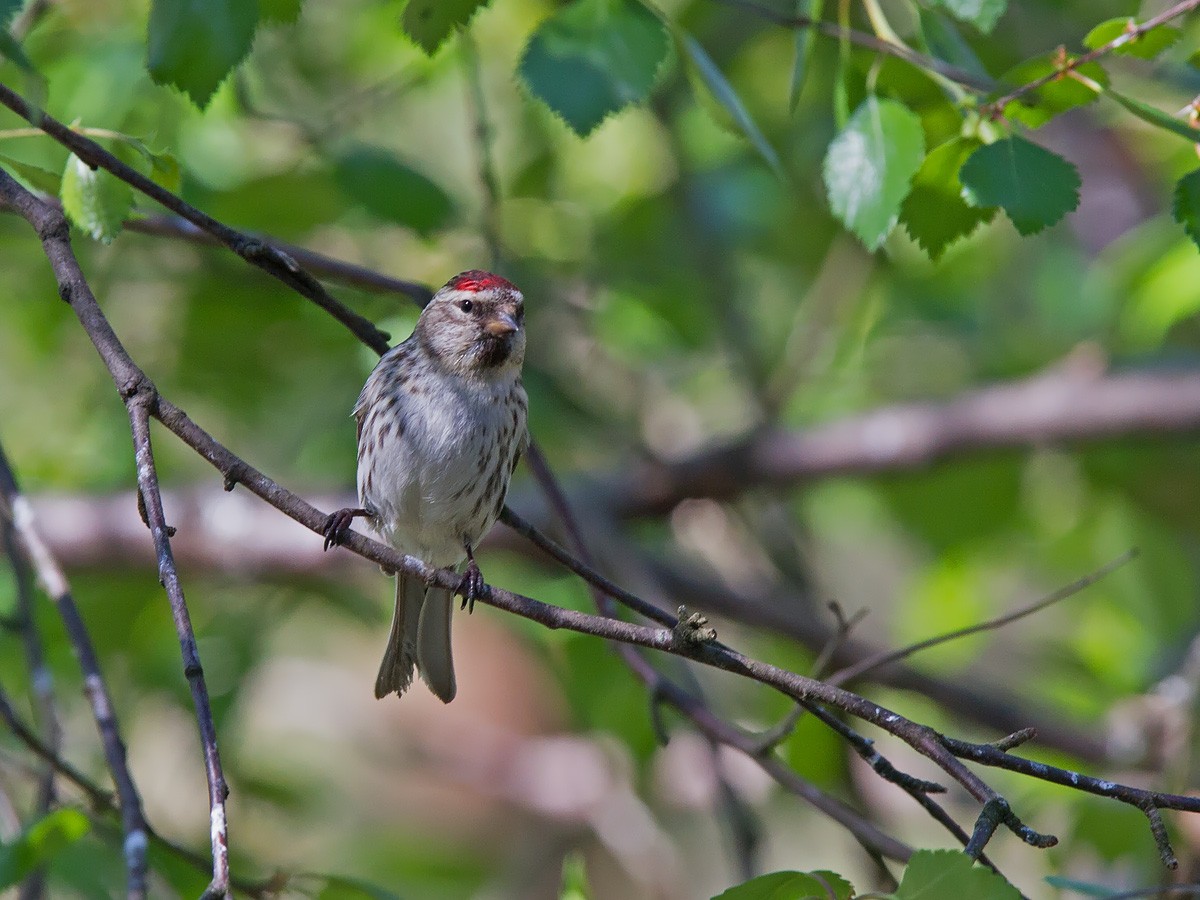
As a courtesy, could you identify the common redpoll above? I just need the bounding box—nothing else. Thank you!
[323,270,528,703]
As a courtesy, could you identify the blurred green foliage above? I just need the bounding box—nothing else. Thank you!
[0,0,1199,897]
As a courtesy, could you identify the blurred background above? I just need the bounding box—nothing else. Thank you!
[3,0,1200,896]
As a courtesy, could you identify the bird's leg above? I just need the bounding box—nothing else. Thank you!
[458,543,486,613]
[322,507,370,551]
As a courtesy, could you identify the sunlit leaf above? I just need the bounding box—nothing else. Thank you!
[959,136,1079,235]
[147,0,259,108]
[712,869,854,899]
[61,152,134,243]
[0,809,91,888]
[823,96,925,250]
[402,0,490,54]
[901,136,996,260]
[998,57,1106,129]
[519,0,668,137]
[1083,18,1180,60]
[894,850,1021,899]
[0,153,62,194]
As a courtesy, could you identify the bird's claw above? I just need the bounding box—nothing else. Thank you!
[458,561,486,613]
[322,508,359,551]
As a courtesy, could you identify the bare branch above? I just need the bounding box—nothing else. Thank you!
[0,168,230,898]
[0,83,392,354]
[610,360,1200,519]
[827,550,1138,686]
[0,444,149,898]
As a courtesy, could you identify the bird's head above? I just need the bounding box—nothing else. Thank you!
[415,270,526,378]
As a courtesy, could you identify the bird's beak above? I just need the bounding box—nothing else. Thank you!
[485,312,520,337]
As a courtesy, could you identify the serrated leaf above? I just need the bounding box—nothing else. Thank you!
[402,0,490,54]
[901,136,995,259]
[519,0,668,137]
[960,136,1079,235]
[333,145,453,235]
[1102,87,1200,143]
[926,0,1006,34]
[711,869,854,900]
[679,32,783,177]
[260,0,302,24]
[1083,18,1180,60]
[147,0,259,108]
[61,153,133,243]
[998,56,1106,128]
[1172,169,1200,250]
[789,0,822,112]
[894,850,1021,899]
[822,96,926,250]
[0,809,91,888]
[0,153,62,194]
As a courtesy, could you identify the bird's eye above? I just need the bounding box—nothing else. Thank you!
[459,299,473,313]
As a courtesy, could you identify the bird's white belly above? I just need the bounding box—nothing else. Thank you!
[362,375,518,567]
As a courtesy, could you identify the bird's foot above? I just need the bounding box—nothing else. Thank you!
[322,507,367,551]
[458,560,486,613]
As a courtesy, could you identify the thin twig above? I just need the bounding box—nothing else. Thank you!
[0,169,230,898]
[0,82,392,354]
[0,685,274,898]
[0,443,149,899]
[462,30,503,268]
[828,550,1138,686]
[712,0,994,91]
[986,0,1200,113]
[127,405,231,899]
[0,453,59,900]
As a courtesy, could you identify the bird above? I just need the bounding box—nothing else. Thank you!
[322,270,528,703]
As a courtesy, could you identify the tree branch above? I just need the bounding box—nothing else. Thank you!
[0,168,230,899]
[0,82,393,354]
[608,359,1200,519]
[0,443,149,899]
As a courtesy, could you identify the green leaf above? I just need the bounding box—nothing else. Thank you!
[0,153,62,194]
[146,0,260,108]
[519,0,668,137]
[310,873,401,900]
[822,96,926,250]
[926,0,1006,34]
[1172,169,1200,250]
[959,135,1079,236]
[894,850,1021,899]
[678,32,783,177]
[1101,87,1200,143]
[559,851,592,900]
[0,809,91,888]
[788,0,822,112]
[333,145,453,235]
[711,869,854,900]
[0,0,18,22]
[402,0,490,54]
[1083,18,1180,60]
[260,0,302,24]
[918,9,989,83]
[901,136,995,259]
[998,57,1106,129]
[61,152,134,243]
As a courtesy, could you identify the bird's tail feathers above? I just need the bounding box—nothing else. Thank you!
[417,585,456,703]
[373,573,422,699]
